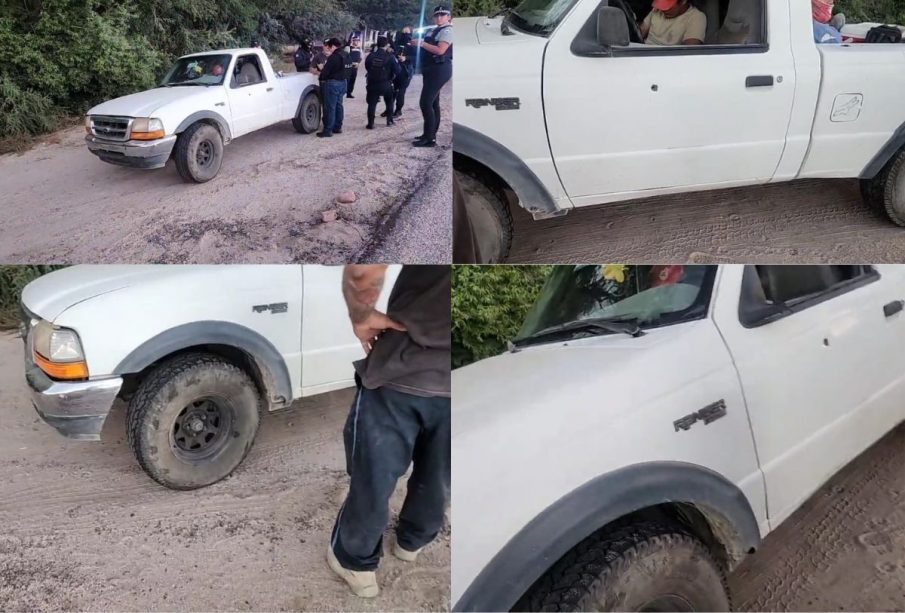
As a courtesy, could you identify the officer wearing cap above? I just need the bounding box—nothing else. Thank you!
[640,0,706,45]
[409,5,452,148]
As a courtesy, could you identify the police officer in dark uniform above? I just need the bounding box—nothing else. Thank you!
[346,37,363,98]
[293,38,312,72]
[410,6,452,148]
[364,36,400,130]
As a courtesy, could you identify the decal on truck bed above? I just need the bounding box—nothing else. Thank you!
[465,97,521,111]
[252,302,288,314]
[673,399,727,432]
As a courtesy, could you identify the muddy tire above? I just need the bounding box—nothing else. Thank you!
[862,149,905,226]
[455,168,513,263]
[516,521,731,612]
[292,92,321,134]
[126,353,260,490]
[174,122,224,183]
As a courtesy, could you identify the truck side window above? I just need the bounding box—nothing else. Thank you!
[574,0,767,57]
[739,265,878,327]
[232,55,266,88]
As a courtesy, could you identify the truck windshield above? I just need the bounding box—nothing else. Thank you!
[516,265,717,345]
[161,54,232,87]
[507,0,581,36]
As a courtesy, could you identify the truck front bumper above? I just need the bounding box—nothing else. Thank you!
[26,359,122,441]
[85,134,177,169]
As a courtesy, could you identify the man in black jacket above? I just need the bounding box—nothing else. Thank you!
[346,37,363,99]
[293,39,312,72]
[383,48,413,119]
[364,36,400,129]
[317,37,347,138]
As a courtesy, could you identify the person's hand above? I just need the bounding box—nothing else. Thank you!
[353,311,407,354]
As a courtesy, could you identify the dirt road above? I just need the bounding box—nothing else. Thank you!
[729,423,905,611]
[0,71,451,265]
[0,334,450,611]
[508,179,905,264]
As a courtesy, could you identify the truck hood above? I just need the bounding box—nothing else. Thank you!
[455,16,548,74]
[22,265,210,322]
[87,86,212,119]
[453,324,700,440]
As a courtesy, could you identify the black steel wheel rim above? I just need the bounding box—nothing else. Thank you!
[638,594,695,612]
[171,397,233,460]
[305,101,318,124]
[196,140,214,167]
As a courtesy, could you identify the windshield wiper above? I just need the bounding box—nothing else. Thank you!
[165,82,206,87]
[512,316,645,350]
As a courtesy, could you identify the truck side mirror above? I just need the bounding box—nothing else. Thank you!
[597,6,630,47]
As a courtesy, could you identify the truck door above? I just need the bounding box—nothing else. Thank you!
[712,265,905,530]
[541,0,797,205]
[226,54,281,135]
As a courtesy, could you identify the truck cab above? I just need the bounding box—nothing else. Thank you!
[454,0,905,261]
[452,264,905,611]
[21,265,399,490]
[85,48,321,183]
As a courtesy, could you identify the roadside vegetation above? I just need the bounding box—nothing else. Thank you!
[0,266,62,329]
[452,265,551,368]
[0,0,423,144]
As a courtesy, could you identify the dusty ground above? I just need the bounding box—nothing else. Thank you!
[729,423,905,611]
[0,68,451,265]
[0,334,450,612]
[508,179,905,264]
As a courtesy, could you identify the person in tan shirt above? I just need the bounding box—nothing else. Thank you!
[641,0,707,45]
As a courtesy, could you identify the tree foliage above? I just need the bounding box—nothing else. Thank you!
[0,0,422,138]
[451,265,552,368]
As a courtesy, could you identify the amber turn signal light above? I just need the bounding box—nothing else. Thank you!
[34,351,89,381]
[130,130,166,141]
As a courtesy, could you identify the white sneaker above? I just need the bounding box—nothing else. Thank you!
[327,545,379,598]
[393,541,423,562]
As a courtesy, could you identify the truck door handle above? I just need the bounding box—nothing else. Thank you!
[266,87,274,92]
[746,75,774,88]
[884,300,904,318]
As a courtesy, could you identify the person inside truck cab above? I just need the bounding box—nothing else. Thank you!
[812,0,843,44]
[640,0,707,45]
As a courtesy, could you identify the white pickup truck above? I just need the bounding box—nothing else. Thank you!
[454,0,905,261]
[20,265,398,490]
[85,48,320,182]
[452,264,905,611]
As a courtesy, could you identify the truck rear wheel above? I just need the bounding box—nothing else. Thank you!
[174,122,224,183]
[455,168,513,263]
[516,521,731,612]
[862,149,905,227]
[126,353,260,490]
[293,92,321,134]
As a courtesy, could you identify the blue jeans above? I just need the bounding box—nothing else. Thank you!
[322,79,346,134]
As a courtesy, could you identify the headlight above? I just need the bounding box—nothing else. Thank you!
[32,321,88,380]
[131,117,166,140]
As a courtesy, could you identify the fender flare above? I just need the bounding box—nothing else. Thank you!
[295,84,321,117]
[174,111,233,142]
[453,123,560,217]
[861,120,905,179]
[113,321,293,407]
[453,461,761,612]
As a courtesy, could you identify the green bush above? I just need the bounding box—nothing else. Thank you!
[0,266,64,329]
[451,265,551,368]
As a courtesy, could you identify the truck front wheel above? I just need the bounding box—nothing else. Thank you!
[516,521,731,612]
[293,92,321,134]
[126,353,261,490]
[174,122,224,183]
[455,168,513,263]
[862,149,905,227]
